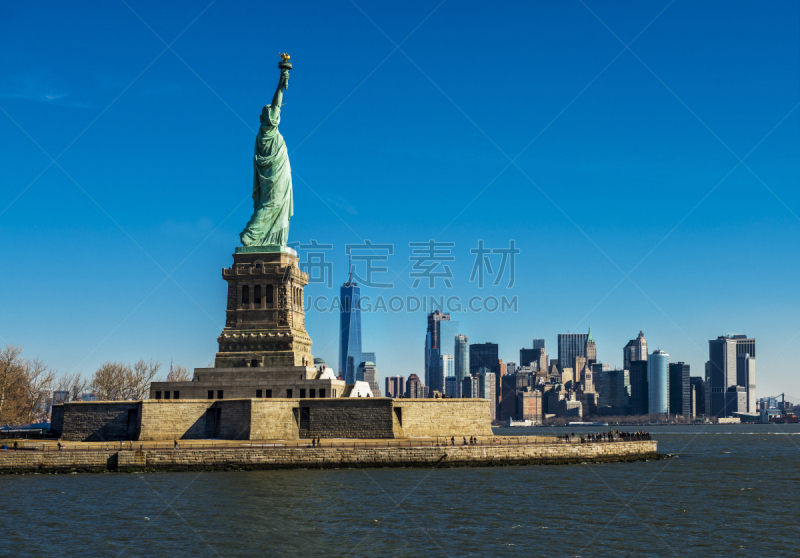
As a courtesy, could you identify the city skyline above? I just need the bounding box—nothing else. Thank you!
[1,1,798,398]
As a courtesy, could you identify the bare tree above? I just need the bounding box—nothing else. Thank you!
[130,359,161,400]
[167,364,191,382]
[19,359,56,424]
[0,345,26,425]
[90,359,161,401]
[91,361,130,401]
[54,372,89,403]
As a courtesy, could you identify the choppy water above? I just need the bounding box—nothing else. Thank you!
[1,424,799,557]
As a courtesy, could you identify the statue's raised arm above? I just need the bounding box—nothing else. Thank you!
[271,53,292,114]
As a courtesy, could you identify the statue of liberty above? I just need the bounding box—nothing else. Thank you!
[240,54,293,247]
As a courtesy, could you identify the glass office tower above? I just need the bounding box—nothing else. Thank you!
[339,276,362,385]
[648,350,669,414]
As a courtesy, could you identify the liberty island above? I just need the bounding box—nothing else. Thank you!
[4,55,656,472]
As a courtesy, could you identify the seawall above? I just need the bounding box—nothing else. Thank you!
[0,440,657,473]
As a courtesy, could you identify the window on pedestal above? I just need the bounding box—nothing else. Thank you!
[254,285,262,305]
[207,390,214,399]
[256,389,262,398]
[173,391,180,400]
[286,389,293,398]
[155,391,162,400]
[266,285,273,304]
[217,390,224,399]
[164,391,170,400]
[319,389,325,398]
[265,389,272,398]
[300,389,306,398]
[310,389,316,398]
[242,285,250,305]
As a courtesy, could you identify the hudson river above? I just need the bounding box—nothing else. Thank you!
[2,424,798,557]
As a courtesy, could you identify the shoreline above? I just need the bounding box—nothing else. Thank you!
[0,440,658,474]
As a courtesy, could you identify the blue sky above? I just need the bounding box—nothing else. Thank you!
[2,0,798,397]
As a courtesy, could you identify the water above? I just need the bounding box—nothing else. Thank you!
[1,424,798,557]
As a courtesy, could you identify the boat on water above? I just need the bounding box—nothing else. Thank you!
[567,421,609,426]
[506,419,532,427]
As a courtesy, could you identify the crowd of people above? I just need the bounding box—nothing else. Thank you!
[557,430,652,443]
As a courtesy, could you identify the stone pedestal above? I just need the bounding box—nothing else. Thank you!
[214,248,313,368]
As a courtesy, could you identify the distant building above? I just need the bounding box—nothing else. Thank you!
[454,334,469,382]
[532,339,546,350]
[520,346,547,371]
[736,354,756,413]
[499,374,518,420]
[440,354,455,377]
[561,392,583,418]
[592,363,610,393]
[425,310,450,393]
[648,350,669,414]
[357,361,381,397]
[629,360,648,415]
[339,276,362,384]
[444,376,459,398]
[505,361,517,375]
[517,388,542,424]
[406,374,424,398]
[496,359,506,412]
[52,390,70,405]
[385,376,405,399]
[461,374,479,399]
[689,377,710,417]
[469,342,499,377]
[585,327,597,368]
[573,355,587,386]
[558,332,588,374]
[477,368,496,421]
[597,368,630,413]
[561,367,574,390]
[709,335,756,417]
[362,352,376,365]
[623,331,648,370]
[668,362,690,417]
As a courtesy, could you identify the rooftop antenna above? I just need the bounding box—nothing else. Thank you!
[348,253,353,283]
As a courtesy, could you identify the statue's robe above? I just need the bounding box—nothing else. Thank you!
[239,105,293,246]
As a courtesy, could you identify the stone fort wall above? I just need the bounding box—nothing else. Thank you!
[0,441,659,473]
[52,398,493,441]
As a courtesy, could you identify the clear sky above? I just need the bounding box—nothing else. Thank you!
[2,1,798,398]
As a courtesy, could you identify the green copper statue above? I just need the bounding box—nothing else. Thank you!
[239,54,293,247]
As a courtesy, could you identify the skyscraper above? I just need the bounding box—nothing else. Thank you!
[470,342,499,377]
[406,374,423,398]
[585,327,597,368]
[339,274,362,384]
[362,352,376,365]
[623,331,648,370]
[737,353,756,413]
[385,376,404,398]
[454,334,469,381]
[709,334,756,417]
[668,362,690,417]
[690,376,710,417]
[648,350,669,414]
[558,332,589,373]
[477,368,496,421]
[597,368,630,412]
[630,360,648,415]
[444,376,459,398]
[440,354,455,377]
[532,339,546,350]
[425,311,458,396]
